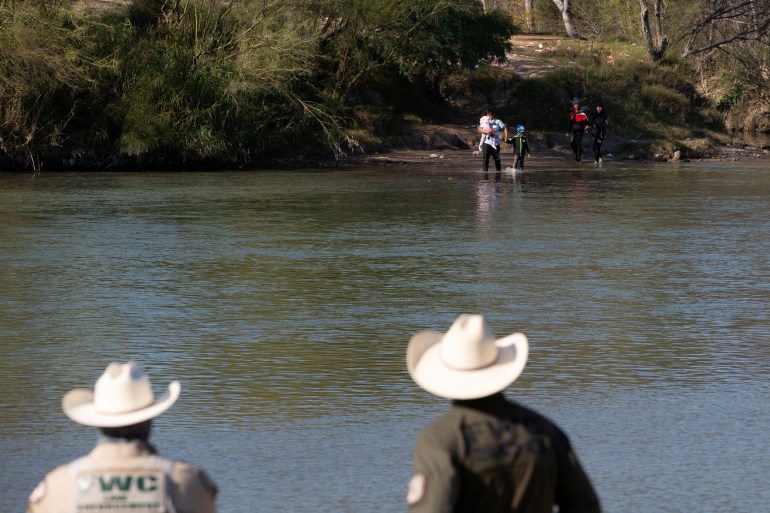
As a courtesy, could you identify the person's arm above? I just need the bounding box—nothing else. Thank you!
[171,462,218,513]
[408,427,458,513]
[553,430,601,513]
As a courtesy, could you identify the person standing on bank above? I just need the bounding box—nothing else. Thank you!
[28,362,218,513]
[566,101,589,162]
[508,125,531,171]
[405,314,601,513]
[588,103,608,163]
[478,108,508,173]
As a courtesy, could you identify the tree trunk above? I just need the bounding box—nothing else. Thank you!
[550,0,578,38]
[638,0,668,61]
[524,0,533,32]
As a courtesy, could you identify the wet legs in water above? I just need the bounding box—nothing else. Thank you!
[592,128,605,163]
[570,130,584,161]
[482,143,501,172]
[513,154,525,171]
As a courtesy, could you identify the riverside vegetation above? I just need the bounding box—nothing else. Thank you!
[1,0,769,171]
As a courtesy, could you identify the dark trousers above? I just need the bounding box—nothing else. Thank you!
[513,154,526,170]
[482,143,501,171]
[592,127,605,161]
[570,130,584,160]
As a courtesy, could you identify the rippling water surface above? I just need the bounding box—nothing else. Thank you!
[1,160,769,512]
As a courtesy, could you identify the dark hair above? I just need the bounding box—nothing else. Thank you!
[99,420,152,441]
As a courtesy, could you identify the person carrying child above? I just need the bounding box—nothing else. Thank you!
[477,108,508,173]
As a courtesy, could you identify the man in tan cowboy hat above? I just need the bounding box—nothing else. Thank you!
[405,314,601,513]
[28,362,218,513]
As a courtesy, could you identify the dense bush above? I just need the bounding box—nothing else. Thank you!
[0,0,517,169]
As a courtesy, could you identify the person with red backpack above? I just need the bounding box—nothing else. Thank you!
[566,101,589,162]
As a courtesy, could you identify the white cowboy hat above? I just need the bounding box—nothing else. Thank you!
[407,314,528,400]
[62,362,180,427]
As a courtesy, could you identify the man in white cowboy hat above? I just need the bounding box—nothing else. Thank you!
[405,314,601,513]
[28,362,218,513]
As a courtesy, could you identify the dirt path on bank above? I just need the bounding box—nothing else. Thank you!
[500,34,570,77]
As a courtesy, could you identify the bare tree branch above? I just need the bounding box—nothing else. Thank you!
[682,0,770,57]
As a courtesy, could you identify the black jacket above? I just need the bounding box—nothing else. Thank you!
[589,110,607,139]
[510,134,530,156]
[409,393,601,513]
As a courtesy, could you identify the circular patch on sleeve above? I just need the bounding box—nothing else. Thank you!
[29,481,47,504]
[406,473,426,506]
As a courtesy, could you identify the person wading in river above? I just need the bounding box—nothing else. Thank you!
[28,362,218,513]
[588,103,608,163]
[478,108,508,173]
[405,314,601,513]
[566,101,590,162]
[508,124,532,171]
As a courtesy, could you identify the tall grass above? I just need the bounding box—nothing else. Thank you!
[0,2,97,168]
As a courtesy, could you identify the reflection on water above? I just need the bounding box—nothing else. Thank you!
[1,162,769,512]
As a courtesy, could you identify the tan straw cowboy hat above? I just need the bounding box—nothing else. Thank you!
[407,314,528,400]
[62,362,180,427]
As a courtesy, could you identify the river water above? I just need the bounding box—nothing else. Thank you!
[1,158,769,512]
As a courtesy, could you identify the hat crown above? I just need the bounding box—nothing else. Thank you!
[94,362,154,415]
[440,315,498,370]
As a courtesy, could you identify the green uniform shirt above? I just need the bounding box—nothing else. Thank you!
[408,394,600,513]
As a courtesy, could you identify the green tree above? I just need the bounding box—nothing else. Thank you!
[308,0,515,98]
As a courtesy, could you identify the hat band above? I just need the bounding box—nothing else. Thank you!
[95,397,155,416]
[442,350,498,371]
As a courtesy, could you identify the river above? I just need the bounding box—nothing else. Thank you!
[1,157,769,512]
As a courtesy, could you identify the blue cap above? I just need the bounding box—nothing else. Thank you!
[517,125,525,132]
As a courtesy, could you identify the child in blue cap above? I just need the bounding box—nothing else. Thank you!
[508,125,531,171]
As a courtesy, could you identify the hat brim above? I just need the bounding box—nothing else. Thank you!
[407,331,528,400]
[62,381,181,427]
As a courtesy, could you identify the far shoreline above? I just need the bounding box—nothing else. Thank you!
[2,129,768,173]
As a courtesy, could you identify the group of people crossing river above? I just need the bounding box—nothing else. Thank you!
[477,100,608,172]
